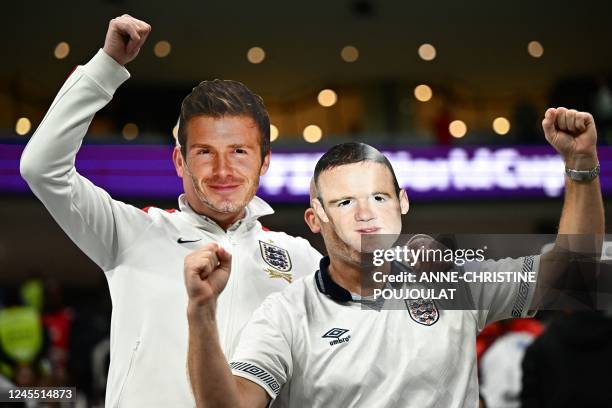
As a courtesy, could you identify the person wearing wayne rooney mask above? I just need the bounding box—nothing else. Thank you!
[185,108,605,408]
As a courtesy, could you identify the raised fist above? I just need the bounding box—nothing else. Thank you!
[542,107,598,169]
[102,14,151,66]
[184,243,232,309]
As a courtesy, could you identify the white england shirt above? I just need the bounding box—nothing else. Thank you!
[230,255,539,408]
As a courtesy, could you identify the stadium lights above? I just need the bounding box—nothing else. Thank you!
[122,123,139,140]
[527,41,544,58]
[318,89,338,107]
[418,43,436,61]
[15,118,32,135]
[493,117,511,135]
[303,125,323,143]
[247,46,266,64]
[54,42,70,59]
[414,85,433,102]
[340,45,359,62]
[449,120,467,138]
[154,41,172,58]
[270,124,279,141]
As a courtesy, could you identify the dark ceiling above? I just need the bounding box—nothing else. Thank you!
[3,0,612,102]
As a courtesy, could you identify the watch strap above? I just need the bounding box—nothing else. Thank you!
[565,163,600,182]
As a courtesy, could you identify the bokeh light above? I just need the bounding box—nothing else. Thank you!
[414,84,433,102]
[303,125,323,143]
[318,89,338,107]
[247,47,266,64]
[449,120,467,138]
[154,41,172,58]
[340,45,359,62]
[122,123,139,140]
[527,41,544,58]
[15,118,32,135]
[54,42,70,59]
[270,124,279,141]
[418,43,436,61]
[493,117,511,135]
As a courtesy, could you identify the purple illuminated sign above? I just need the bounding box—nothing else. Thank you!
[2,144,611,202]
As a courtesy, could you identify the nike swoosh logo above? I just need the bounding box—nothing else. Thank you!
[177,238,202,244]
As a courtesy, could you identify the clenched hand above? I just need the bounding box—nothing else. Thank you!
[102,14,151,66]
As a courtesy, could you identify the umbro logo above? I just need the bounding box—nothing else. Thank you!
[177,238,202,244]
[322,328,351,346]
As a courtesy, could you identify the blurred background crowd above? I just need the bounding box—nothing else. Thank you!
[2,0,612,406]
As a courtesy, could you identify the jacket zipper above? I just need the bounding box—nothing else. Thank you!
[115,339,140,407]
[223,234,237,354]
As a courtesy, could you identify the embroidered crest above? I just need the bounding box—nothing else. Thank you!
[405,298,439,326]
[259,241,292,273]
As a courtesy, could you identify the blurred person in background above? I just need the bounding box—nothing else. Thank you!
[40,278,73,386]
[19,14,321,407]
[477,318,544,408]
[0,286,49,389]
[433,106,453,145]
[512,100,540,145]
[66,286,111,406]
[521,311,612,408]
[594,77,612,143]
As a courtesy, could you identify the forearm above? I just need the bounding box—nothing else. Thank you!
[20,50,129,186]
[536,155,605,307]
[558,153,605,249]
[18,51,148,269]
[536,108,605,308]
[187,304,243,408]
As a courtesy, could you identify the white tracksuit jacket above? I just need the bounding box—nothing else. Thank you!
[19,49,322,407]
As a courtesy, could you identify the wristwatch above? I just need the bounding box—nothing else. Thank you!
[565,163,600,182]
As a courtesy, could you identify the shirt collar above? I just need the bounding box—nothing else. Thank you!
[178,194,274,231]
[314,256,404,308]
[314,256,353,302]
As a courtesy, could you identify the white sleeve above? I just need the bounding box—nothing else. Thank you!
[229,294,293,402]
[19,50,152,271]
[467,255,540,330]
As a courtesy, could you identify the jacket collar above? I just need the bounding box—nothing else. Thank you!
[178,194,274,232]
